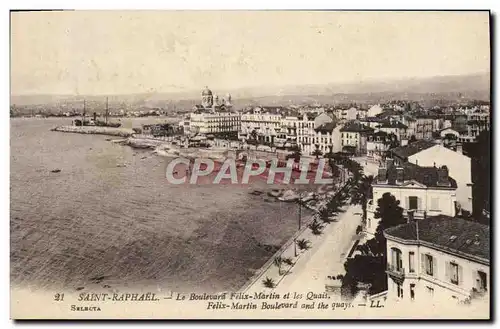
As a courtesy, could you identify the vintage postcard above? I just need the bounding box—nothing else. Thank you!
[10,10,491,319]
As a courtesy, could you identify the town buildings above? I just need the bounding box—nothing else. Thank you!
[188,87,241,137]
[366,159,457,236]
[366,131,394,161]
[384,216,489,305]
[413,115,435,140]
[239,107,283,144]
[390,141,473,215]
[340,121,374,155]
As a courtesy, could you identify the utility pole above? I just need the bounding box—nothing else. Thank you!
[294,192,302,257]
[82,99,86,125]
[105,96,109,125]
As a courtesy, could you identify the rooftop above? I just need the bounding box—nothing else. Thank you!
[390,140,436,159]
[340,121,374,133]
[315,122,337,134]
[376,162,457,188]
[379,121,408,129]
[385,216,489,262]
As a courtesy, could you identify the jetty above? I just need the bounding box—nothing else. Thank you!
[51,126,135,137]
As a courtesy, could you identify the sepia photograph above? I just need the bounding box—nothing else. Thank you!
[9,9,491,319]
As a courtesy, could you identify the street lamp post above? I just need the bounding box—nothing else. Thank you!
[294,192,303,257]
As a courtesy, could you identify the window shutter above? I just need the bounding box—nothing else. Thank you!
[445,261,450,281]
[433,257,438,278]
[421,253,425,274]
[458,265,463,286]
[406,196,410,209]
[417,197,422,210]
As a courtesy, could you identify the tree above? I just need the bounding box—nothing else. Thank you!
[373,192,406,236]
[273,256,284,275]
[308,219,324,235]
[296,238,311,251]
[317,207,333,224]
[409,135,417,143]
[262,277,275,288]
[351,175,374,224]
[312,144,323,159]
[287,146,302,163]
[282,257,294,266]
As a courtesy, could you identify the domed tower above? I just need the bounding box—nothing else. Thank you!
[201,86,213,108]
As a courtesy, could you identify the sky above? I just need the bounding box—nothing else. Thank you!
[10,11,490,96]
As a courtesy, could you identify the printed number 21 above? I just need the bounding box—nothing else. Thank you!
[54,293,64,301]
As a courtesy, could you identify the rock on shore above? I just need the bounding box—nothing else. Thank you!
[52,126,135,137]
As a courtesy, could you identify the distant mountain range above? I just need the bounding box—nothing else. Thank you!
[11,72,490,110]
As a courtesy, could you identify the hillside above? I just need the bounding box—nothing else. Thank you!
[11,72,490,110]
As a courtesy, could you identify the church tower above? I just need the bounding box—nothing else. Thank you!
[201,86,213,108]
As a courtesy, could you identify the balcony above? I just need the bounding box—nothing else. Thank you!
[386,264,405,283]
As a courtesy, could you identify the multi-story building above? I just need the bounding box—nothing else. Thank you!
[377,120,408,141]
[384,216,489,306]
[366,131,393,161]
[297,113,317,155]
[188,87,240,138]
[414,115,435,140]
[358,116,385,129]
[340,121,374,155]
[313,122,339,154]
[389,140,437,166]
[406,143,473,214]
[189,111,241,136]
[239,107,282,144]
[366,159,457,235]
[334,107,358,121]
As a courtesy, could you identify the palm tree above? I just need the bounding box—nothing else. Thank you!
[317,207,333,224]
[308,219,324,235]
[273,256,284,275]
[282,257,294,266]
[262,277,275,288]
[287,145,302,162]
[351,175,374,224]
[296,238,311,251]
[312,144,323,159]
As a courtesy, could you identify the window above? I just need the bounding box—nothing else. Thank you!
[450,262,459,285]
[426,286,434,296]
[409,196,418,210]
[409,252,415,273]
[424,254,434,276]
[397,283,404,298]
[391,248,403,271]
[477,271,488,292]
[410,284,415,300]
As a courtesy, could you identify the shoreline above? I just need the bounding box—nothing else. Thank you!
[47,128,344,293]
[51,125,136,137]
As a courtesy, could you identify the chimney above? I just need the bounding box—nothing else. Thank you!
[437,165,449,186]
[396,167,404,184]
[385,158,395,170]
[377,167,387,183]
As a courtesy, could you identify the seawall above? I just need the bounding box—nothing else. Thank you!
[51,126,136,137]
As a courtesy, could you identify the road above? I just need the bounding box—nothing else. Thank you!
[352,156,380,177]
[243,158,375,296]
[274,204,362,294]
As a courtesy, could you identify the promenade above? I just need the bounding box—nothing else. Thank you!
[242,195,362,297]
[241,157,378,297]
